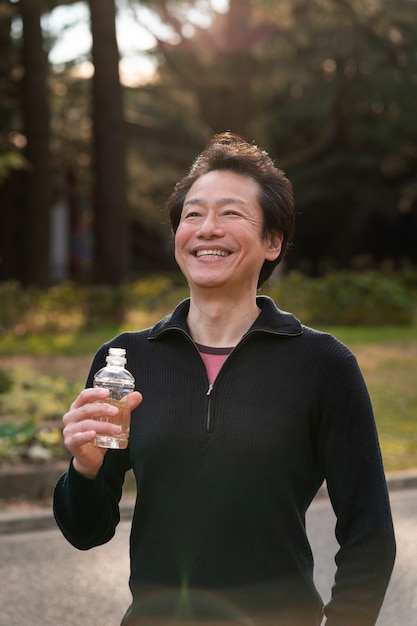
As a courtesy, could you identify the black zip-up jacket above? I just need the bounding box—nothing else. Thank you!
[53,297,395,626]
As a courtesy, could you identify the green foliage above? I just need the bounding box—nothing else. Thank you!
[397,263,417,292]
[0,270,416,470]
[0,151,28,183]
[0,280,35,334]
[0,275,188,336]
[307,271,414,326]
[0,280,83,335]
[3,0,417,283]
[0,368,12,394]
[0,421,38,462]
[262,271,312,320]
[128,274,188,310]
[265,269,416,326]
[0,366,79,463]
[1,271,415,341]
[0,367,79,422]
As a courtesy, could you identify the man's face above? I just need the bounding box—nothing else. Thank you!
[174,170,281,295]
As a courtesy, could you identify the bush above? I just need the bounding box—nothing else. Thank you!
[0,280,86,335]
[0,367,79,463]
[265,270,415,326]
[309,271,414,325]
[127,274,188,311]
[262,271,312,320]
[397,264,417,293]
[0,275,188,335]
[1,270,415,336]
[0,280,36,334]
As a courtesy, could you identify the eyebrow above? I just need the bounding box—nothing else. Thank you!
[183,196,248,208]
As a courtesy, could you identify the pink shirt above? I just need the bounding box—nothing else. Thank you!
[196,343,233,384]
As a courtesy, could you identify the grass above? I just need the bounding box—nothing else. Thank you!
[0,314,416,473]
[352,343,417,472]
[318,325,417,472]
[321,324,417,346]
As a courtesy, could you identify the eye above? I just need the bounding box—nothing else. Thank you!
[182,210,200,219]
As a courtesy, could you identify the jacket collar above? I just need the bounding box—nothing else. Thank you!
[148,296,302,341]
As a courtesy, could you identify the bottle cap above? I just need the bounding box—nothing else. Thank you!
[106,347,127,365]
[108,348,126,358]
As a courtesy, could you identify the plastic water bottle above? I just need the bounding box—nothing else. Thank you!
[93,347,135,449]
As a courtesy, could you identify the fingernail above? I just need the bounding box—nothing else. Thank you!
[108,405,119,415]
[111,424,122,433]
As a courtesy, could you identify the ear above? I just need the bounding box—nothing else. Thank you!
[265,231,283,261]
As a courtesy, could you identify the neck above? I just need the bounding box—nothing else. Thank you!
[187,290,260,347]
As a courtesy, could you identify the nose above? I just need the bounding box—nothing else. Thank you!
[196,212,224,238]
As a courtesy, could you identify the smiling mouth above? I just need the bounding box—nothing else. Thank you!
[195,249,230,258]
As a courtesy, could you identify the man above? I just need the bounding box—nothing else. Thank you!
[54,132,396,625]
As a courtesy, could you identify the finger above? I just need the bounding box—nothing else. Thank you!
[126,391,143,410]
[67,429,97,447]
[63,421,122,456]
[64,416,121,438]
[63,399,119,426]
[71,387,110,410]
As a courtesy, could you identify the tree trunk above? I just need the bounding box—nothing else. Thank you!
[20,0,51,286]
[0,0,20,281]
[88,0,128,286]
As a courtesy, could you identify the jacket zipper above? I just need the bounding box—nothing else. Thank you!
[158,328,215,433]
[203,333,263,434]
[206,383,214,432]
[152,325,301,435]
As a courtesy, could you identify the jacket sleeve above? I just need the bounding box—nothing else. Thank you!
[53,342,131,550]
[318,349,396,626]
[53,450,130,550]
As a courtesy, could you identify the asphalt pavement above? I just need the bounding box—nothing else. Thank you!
[1,468,417,535]
[1,485,417,626]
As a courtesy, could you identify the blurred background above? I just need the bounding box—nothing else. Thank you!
[0,1,416,475]
[1,0,416,288]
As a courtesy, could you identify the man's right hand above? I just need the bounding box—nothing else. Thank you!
[62,387,142,479]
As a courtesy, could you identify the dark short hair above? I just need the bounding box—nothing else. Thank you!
[165,132,295,287]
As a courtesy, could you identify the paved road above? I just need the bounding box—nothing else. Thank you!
[1,489,416,626]
[308,488,417,625]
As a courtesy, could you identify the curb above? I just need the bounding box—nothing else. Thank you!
[0,461,135,500]
[0,495,137,535]
[0,461,70,501]
[1,469,416,536]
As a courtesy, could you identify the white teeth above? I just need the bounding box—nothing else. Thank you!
[195,249,229,257]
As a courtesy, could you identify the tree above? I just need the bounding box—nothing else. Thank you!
[138,0,417,271]
[1,0,416,283]
[19,0,51,286]
[258,0,417,270]
[0,0,25,281]
[88,0,129,285]
[136,0,276,136]
[1,0,130,286]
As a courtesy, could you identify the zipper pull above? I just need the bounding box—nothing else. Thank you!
[206,383,214,432]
